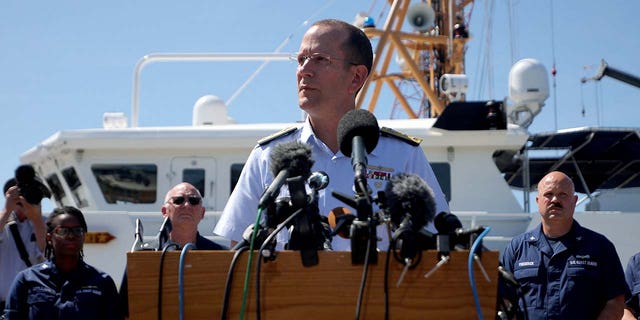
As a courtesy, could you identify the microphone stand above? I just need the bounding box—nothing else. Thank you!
[390,213,423,287]
[285,175,323,267]
[332,180,378,265]
[130,218,145,252]
[424,232,451,279]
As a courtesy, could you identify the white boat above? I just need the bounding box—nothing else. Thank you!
[16,0,640,285]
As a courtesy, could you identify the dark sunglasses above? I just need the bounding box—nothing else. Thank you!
[169,196,202,206]
[53,226,84,237]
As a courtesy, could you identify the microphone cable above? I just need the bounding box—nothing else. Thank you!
[467,226,491,320]
[178,243,196,320]
[384,222,422,320]
[354,230,373,320]
[383,243,392,320]
[157,242,179,320]
[255,207,304,320]
[239,208,265,320]
[220,246,249,320]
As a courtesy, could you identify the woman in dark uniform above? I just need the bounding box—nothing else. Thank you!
[3,206,122,319]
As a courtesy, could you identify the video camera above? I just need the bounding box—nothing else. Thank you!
[13,165,51,205]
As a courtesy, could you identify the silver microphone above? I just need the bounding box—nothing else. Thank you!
[308,171,329,191]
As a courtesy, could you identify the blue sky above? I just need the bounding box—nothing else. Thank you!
[1,0,639,209]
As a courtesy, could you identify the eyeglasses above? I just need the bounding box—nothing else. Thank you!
[53,226,84,237]
[293,52,357,67]
[168,196,202,206]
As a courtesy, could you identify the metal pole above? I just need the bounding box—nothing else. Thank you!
[130,53,292,128]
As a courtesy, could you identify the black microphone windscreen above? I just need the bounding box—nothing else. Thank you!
[385,173,435,229]
[434,212,462,234]
[269,141,314,179]
[337,109,380,156]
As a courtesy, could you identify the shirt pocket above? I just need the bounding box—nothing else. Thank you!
[565,263,599,297]
[26,289,57,317]
[74,288,104,313]
[514,265,539,282]
[514,265,543,308]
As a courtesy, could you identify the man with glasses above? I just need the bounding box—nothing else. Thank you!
[119,182,226,318]
[161,182,226,250]
[215,19,449,250]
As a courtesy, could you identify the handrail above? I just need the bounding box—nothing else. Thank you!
[131,53,292,128]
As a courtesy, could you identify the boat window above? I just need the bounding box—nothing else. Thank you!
[62,167,89,208]
[230,163,244,195]
[45,174,69,207]
[183,168,205,196]
[431,163,451,202]
[91,164,157,204]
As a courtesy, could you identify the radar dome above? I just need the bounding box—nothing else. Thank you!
[509,58,549,105]
[506,59,550,127]
[192,95,235,126]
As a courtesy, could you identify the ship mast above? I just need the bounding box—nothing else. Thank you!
[357,0,474,118]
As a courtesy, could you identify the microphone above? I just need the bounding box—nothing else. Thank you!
[385,173,436,263]
[453,225,486,250]
[337,109,380,191]
[434,211,463,235]
[385,173,436,230]
[336,109,380,264]
[130,218,145,252]
[285,174,332,266]
[308,171,329,191]
[498,266,520,289]
[258,141,313,210]
[434,211,463,251]
[455,225,486,237]
[156,216,172,250]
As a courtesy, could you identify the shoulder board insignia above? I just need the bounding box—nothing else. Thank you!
[257,126,299,146]
[380,127,422,146]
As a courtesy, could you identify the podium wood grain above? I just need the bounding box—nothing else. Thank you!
[127,250,498,319]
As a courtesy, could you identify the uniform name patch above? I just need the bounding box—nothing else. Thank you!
[77,286,103,295]
[518,261,535,267]
[569,260,598,267]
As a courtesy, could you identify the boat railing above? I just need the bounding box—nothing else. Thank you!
[131,52,292,127]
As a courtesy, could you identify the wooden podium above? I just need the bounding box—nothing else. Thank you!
[127,250,498,319]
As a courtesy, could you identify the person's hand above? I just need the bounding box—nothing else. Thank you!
[4,185,21,214]
[4,185,42,221]
[21,198,43,221]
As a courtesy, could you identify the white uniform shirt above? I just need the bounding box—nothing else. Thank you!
[0,215,43,302]
[214,119,449,251]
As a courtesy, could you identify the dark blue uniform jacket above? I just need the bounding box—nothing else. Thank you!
[500,221,627,320]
